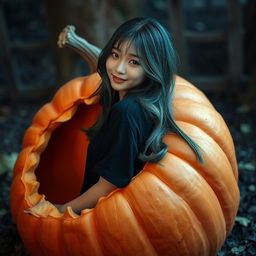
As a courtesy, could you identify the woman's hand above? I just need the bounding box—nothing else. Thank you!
[57,177,117,213]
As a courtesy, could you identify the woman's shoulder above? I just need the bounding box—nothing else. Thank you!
[111,96,144,117]
[110,96,153,128]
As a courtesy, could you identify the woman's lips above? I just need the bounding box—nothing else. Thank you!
[112,74,127,83]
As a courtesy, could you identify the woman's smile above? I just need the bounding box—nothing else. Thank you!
[112,74,127,84]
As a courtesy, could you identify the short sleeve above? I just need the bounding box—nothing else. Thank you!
[92,100,143,187]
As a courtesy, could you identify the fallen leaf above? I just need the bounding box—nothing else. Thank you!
[238,162,256,171]
[235,216,251,227]
[231,246,245,254]
[0,152,18,175]
[240,123,251,134]
[248,185,256,191]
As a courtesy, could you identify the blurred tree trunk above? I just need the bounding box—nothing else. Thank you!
[43,0,143,87]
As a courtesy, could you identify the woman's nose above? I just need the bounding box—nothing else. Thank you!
[116,60,126,74]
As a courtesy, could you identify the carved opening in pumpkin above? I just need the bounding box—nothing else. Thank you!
[34,103,101,204]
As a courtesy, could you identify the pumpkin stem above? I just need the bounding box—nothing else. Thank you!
[57,25,102,73]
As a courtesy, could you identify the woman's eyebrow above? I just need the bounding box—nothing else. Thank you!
[112,46,120,51]
[112,46,139,58]
[129,53,139,58]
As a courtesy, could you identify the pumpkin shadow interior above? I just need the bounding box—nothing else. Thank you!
[34,103,101,204]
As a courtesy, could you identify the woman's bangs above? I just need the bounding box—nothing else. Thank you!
[113,36,135,51]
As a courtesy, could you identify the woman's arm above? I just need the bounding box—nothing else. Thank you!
[56,177,117,213]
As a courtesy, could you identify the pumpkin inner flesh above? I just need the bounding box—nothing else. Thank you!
[34,103,100,204]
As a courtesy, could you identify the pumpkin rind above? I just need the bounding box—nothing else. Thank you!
[10,73,239,256]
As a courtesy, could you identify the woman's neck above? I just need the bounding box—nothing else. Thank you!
[119,91,126,101]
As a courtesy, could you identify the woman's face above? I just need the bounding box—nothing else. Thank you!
[106,41,146,100]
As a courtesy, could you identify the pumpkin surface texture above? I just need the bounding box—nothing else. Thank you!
[10,72,239,256]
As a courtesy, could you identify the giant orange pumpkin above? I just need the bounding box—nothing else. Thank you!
[10,72,239,256]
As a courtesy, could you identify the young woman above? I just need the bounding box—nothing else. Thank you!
[55,17,203,214]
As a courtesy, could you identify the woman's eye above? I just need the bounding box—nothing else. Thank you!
[130,59,140,66]
[111,52,119,58]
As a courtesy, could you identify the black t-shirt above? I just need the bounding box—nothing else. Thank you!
[80,95,154,193]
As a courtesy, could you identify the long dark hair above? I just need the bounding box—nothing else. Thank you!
[85,17,203,163]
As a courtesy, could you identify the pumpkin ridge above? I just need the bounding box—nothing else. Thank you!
[61,225,73,256]
[36,106,77,137]
[152,173,213,254]
[173,103,237,180]
[50,77,84,110]
[174,86,214,108]
[172,119,233,167]
[144,158,224,254]
[74,212,105,256]
[124,173,209,256]
[95,191,158,256]
[36,217,67,256]
[175,76,196,88]
[90,209,107,256]
[53,105,78,123]
[175,82,208,99]
[31,104,77,134]
[10,173,26,221]
[28,75,99,138]
[88,211,105,256]
[173,119,235,177]
[16,205,45,256]
[120,191,159,256]
[173,96,212,108]
[62,217,83,255]
[164,133,239,233]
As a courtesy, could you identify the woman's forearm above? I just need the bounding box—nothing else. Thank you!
[60,177,117,213]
